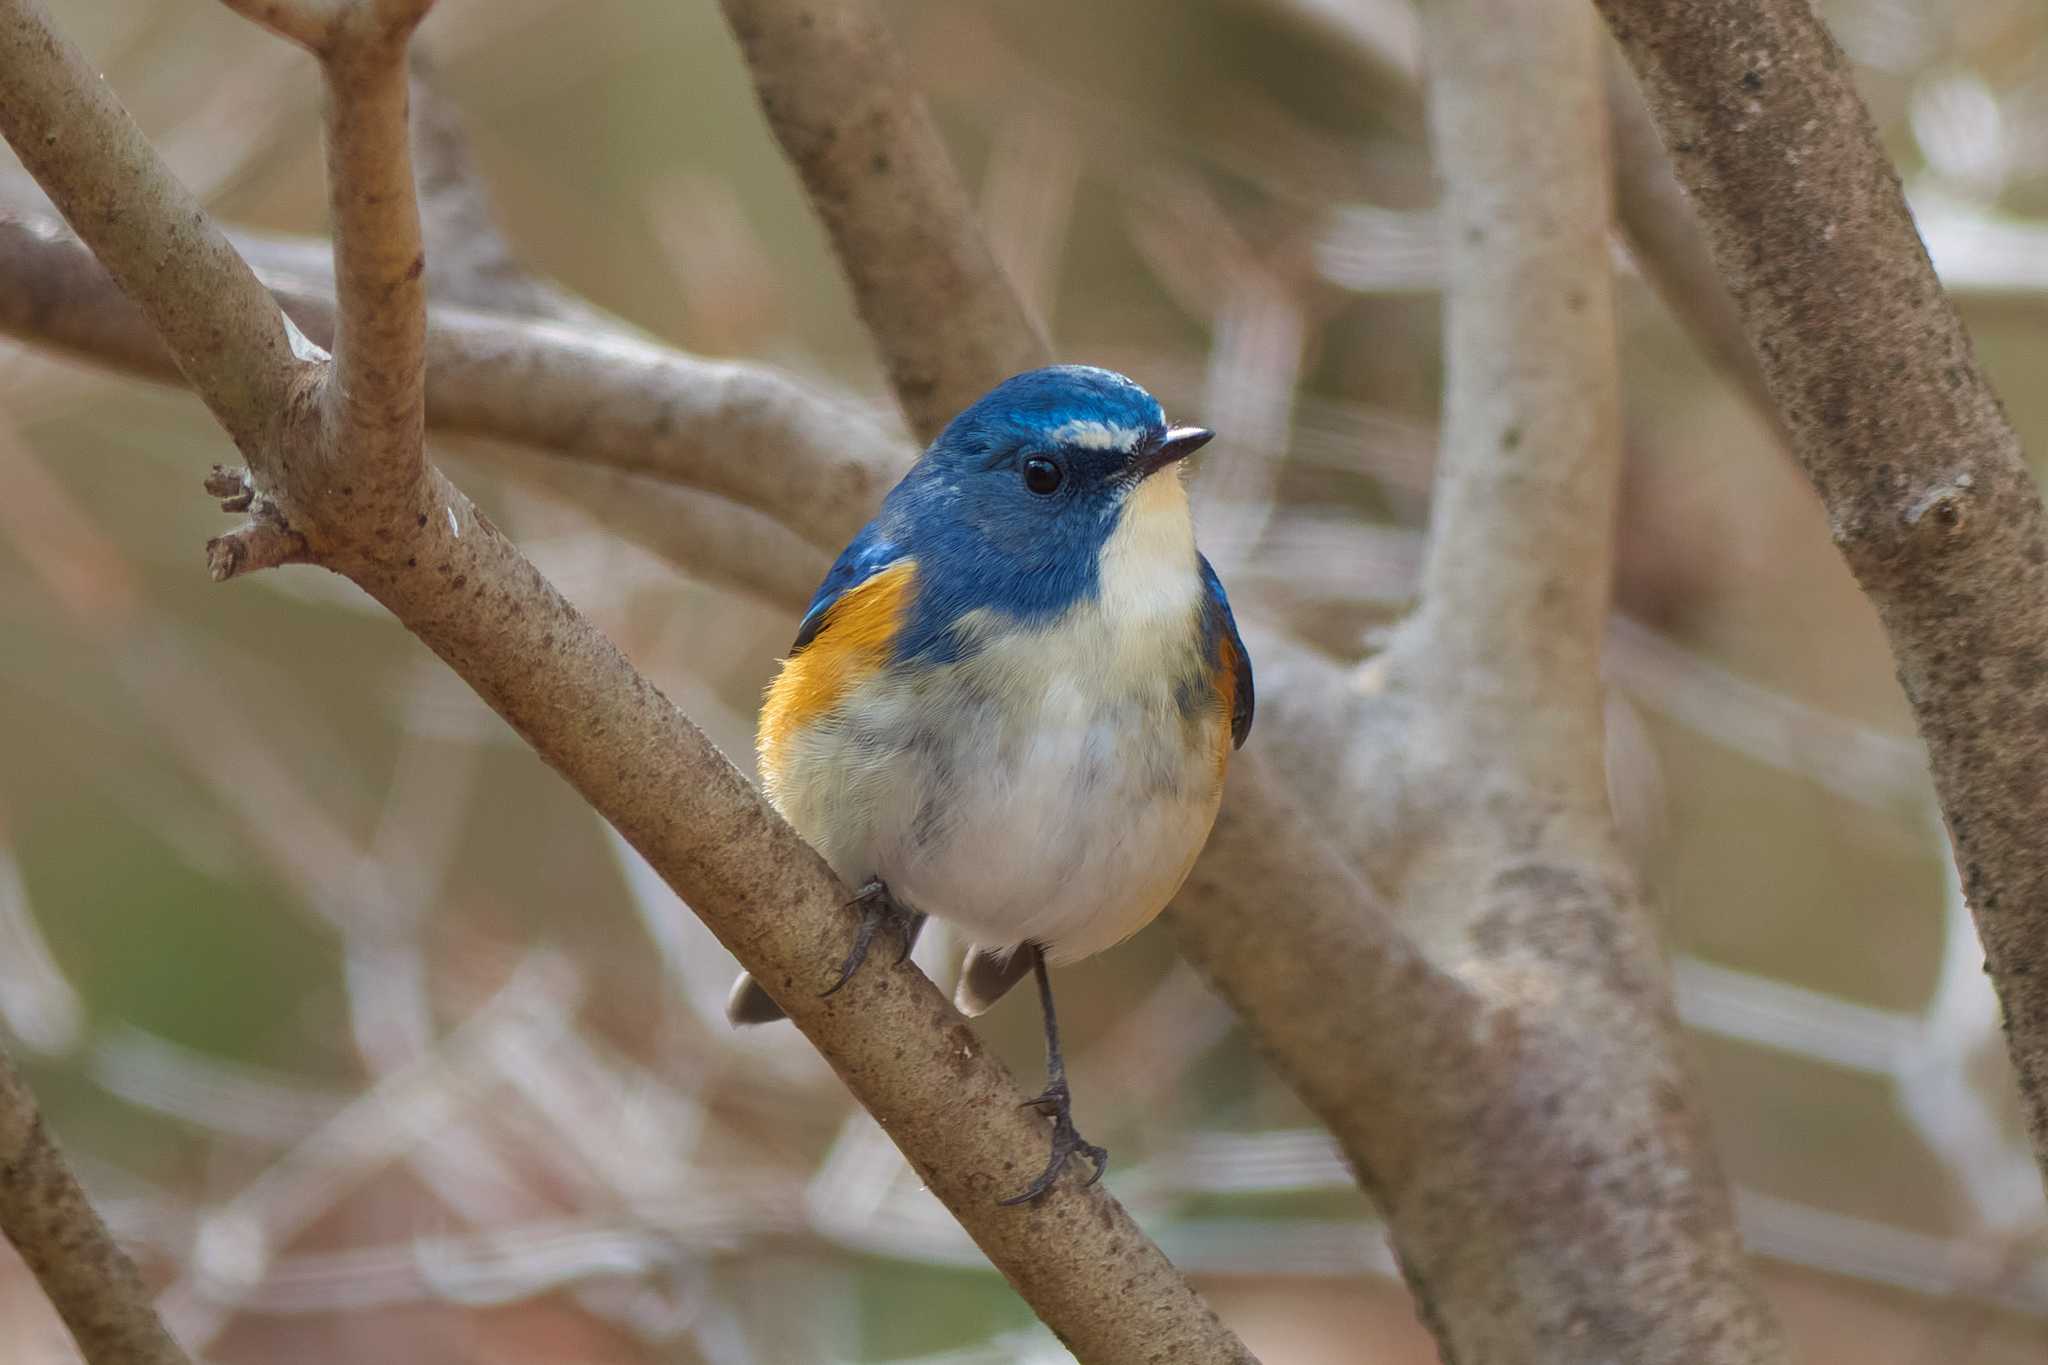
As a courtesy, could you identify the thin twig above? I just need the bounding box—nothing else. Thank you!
[0,1,1254,1358]
[308,4,435,489]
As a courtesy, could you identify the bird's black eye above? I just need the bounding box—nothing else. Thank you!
[1022,456,1064,495]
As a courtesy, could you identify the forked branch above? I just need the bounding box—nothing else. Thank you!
[720,2,1787,1361]
[0,1,1253,1359]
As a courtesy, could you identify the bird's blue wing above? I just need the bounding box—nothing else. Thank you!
[790,520,911,654]
[1199,554,1254,749]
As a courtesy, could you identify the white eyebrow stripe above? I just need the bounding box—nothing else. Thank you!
[1048,419,1144,452]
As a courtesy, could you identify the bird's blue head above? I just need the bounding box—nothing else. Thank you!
[892,364,1209,568]
[875,366,1215,653]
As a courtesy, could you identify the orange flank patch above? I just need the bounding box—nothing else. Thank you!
[1212,631,1240,779]
[757,560,918,782]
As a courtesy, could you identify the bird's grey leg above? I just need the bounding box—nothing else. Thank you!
[999,944,1108,1205]
[820,879,926,997]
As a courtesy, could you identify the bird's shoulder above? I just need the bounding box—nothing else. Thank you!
[759,524,920,773]
[1198,554,1254,749]
[790,520,915,655]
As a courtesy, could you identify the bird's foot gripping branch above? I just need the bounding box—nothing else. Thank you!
[728,364,1252,1207]
[0,1,1255,1361]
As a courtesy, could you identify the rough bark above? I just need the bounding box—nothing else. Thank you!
[1598,0,2048,1188]
[0,1,1253,1360]
[719,0,1789,1360]
[0,1048,191,1365]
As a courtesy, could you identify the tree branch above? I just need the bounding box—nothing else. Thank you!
[405,52,578,321]
[396,61,837,612]
[717,0,1050,442]
[1602,51,1776,423]
[0,1045,191,1365]
[1596,0,2048,1188]
[0,1,1253,1359]
[300,1,435,490]
[0,0,307,462]
[217,0,346,52]
[0,214,907,553]
[1417,0,1618,709]
[717,0,1783,1358]
[1177,8,1793,1353]
[1264,0,1779,431]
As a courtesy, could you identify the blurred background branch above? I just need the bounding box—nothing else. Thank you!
[0,0,1252,1359]
[1178,0,1786,1354]
[0,0,2043,1361]
[716,0,1050,443]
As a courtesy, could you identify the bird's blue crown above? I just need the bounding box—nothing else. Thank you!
[926,365,1168,468]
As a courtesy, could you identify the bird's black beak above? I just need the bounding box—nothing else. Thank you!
[1136,426,1215,479]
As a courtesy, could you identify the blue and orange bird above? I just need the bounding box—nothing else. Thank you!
[727,365,1253,1202]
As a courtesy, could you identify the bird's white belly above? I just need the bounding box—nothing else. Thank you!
[766,465,1229,963]
[773,623,1227,964]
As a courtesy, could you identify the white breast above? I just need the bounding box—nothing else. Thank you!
[768,472,1228,964]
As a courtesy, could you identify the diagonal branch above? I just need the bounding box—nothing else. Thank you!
[720,0,1784,1358]
[0,1,1253,1359]
[1596,0,2048,1188]
[0,1046,190,1365]
[0,214,907,552]
[717,0,1050,442]
[0,1,307,462]
[392,62,839,607]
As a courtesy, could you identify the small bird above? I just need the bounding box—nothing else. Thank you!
[727,365,1253,1202]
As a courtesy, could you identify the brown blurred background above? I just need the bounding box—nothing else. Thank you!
[2,0,2047,1360]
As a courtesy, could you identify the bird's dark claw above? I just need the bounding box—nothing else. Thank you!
[820,879,925,997]
[999,1077,1108,1205]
